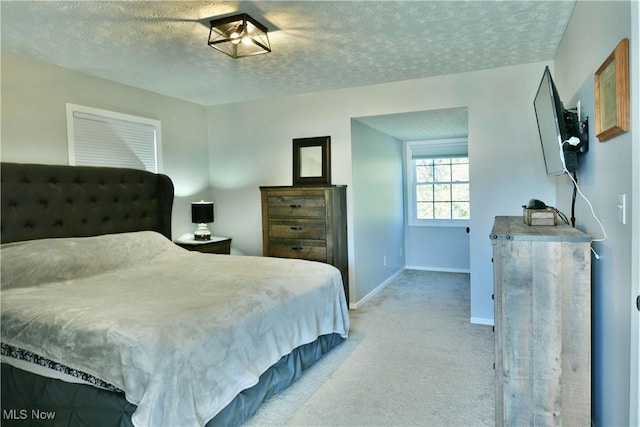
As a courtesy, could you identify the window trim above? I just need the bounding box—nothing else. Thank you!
[405,138,469,228]
[66,103,163,173]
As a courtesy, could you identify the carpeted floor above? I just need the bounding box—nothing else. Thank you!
[245,269,495,427]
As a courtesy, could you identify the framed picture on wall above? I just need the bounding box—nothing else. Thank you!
[293,136,331,186]
[594,38,629,142]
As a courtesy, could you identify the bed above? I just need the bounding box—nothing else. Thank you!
[0,162,350,427]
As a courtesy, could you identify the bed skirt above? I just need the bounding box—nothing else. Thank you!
[1,333,344,427]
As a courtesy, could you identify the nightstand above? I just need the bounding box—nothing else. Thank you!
[175,236,231,254]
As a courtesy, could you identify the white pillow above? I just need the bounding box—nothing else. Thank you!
[1,231,185,290]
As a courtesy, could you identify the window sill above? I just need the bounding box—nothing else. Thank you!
[408,219,470,228]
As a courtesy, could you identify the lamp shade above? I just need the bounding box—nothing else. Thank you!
[191,201,214,224]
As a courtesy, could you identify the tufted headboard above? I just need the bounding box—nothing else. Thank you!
[1,162,174,244]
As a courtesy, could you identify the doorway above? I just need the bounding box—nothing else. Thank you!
[350,107,470,304]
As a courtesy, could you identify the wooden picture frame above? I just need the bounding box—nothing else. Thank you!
[293,136,331,186]
[594,38,629,142]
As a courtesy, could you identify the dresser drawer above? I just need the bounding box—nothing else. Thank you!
[269,239,327,262]
[269,218,326,239]
[267,196,326,218]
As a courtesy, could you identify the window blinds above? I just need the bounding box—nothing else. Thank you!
[410,140,468,159]
[69,109,159,173]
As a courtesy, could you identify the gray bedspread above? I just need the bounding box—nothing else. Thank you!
[1,231,350,427]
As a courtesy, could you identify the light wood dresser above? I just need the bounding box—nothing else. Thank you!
[260,186,348,303]
[490,216,591,426]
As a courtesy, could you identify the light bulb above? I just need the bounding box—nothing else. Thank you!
[241,36,252,46]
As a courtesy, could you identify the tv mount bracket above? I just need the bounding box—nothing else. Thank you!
[564,109,589,153]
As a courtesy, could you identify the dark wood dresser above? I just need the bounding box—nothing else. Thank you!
[260,186,348,303]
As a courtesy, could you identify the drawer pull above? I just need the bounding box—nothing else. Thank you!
[289,204,302,209]
[290,246,303,251]
[290,226,303,231]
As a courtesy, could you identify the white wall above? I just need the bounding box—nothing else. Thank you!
[351,119,405,305]
[554,1,634,425]
[206,61,557,320]
[0,53,211,239]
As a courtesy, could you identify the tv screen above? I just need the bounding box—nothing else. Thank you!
[534,66,574,176]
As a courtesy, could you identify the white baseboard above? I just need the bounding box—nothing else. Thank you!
[349,268,405,310]
[470,317,494,326]
[405,265,471,274]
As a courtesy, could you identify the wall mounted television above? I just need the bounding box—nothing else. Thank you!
[533,66,588,176]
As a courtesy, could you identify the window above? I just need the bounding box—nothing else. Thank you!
[66,103,162,173]
[406,139,469,227]
[415,157,469,219]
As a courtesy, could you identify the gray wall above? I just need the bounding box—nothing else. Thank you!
[0,53,211,240]
[554,1,635,425]
[632,3,640,425]
[404,226,470,272]
[351,119,405,305]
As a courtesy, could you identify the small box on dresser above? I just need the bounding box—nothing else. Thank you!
[260,185,348,303]
[490,216,591,426]
[522,207,558,226]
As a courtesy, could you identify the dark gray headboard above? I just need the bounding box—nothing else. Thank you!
[1,162,174,244]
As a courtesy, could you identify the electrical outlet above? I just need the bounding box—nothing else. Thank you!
[618,194,627,224]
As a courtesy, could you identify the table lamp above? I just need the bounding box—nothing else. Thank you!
[192,201,214,241]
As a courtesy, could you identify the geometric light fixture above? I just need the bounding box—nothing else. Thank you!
[208,13,271,58]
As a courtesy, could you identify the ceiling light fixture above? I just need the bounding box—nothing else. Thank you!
[208,13,271,59]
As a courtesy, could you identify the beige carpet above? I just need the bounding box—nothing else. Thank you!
[245,270,495,427]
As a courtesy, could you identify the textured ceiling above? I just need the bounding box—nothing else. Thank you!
[1,0,575,140]
[355,107,469,141]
